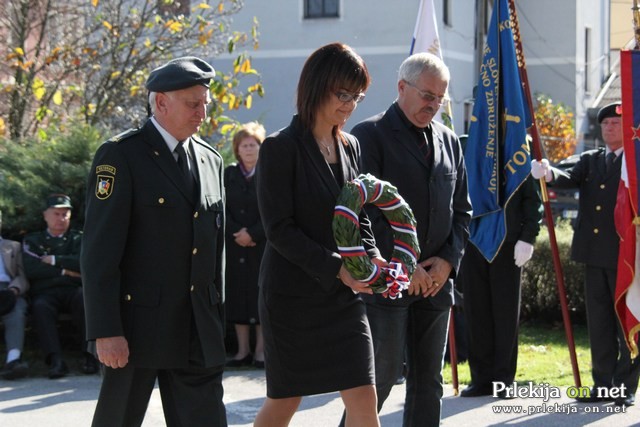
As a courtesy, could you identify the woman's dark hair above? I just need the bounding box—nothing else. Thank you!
[296,43,370,137]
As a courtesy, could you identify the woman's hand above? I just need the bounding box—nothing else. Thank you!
[338,265,374,294]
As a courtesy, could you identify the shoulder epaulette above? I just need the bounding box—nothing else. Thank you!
[108,128,143,144]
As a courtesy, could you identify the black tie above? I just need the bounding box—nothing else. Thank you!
[416,129,432,163]
[175,143,196,196]
[606,152,616,173]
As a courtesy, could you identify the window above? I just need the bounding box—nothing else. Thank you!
[443,0,452,27]
[304,0,339,19]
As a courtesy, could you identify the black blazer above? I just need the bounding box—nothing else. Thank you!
[550,148,621,269]
[81,120,226,368]
[352,104,472,308]
[256,116,378,297]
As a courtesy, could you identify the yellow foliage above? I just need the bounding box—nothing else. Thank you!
[91,0,99,6]
[52,91,63,105]
[130,85,141,97]
[245,95,252,109]
[196,2,211,9]
[32,78,46,101]
[534,94,577,163]
[0,118,5,136]
[103,21,113,31]
[14,47,24,57]
[144,38,152,48]
[166,20,184,33]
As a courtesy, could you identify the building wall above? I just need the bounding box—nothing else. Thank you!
[217,0,609,145]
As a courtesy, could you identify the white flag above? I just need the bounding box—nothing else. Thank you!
[410,0,453,129]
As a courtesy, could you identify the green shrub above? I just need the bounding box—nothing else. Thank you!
[521,220,586,323]
[0,124,106,240]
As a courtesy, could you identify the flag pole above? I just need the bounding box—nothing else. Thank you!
[508,0,582,388]
[448,308,459,395]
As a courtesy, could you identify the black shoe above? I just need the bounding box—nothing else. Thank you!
[460,383,493,397]
[226,354,253,368]
[82,353,99,375]
[575,387,614,403]
[1,359,28,380]
[614,392,635,407]
[253,360,265,369]
[48,356,69,379]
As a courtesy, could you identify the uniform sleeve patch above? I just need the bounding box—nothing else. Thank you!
[96,164,116,175]
[96,175,115,200]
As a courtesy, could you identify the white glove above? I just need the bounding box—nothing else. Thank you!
[531,159,552,182]
[514,240,534,267]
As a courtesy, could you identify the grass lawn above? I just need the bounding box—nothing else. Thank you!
[443,321,593,388]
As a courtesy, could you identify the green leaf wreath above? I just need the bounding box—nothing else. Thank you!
[333,173,420,299]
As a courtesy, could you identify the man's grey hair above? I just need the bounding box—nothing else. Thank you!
[148,91,158,115]
[398,52,450,84]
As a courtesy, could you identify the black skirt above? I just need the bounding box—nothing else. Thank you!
[259,283,375,398]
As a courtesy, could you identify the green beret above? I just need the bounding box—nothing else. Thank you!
[597,102,622,123]
[145,56,216,92]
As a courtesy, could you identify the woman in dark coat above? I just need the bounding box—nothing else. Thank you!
[253,43,381,427]
[224,122,266,368]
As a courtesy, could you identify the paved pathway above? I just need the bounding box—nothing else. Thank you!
[1,369,639,426]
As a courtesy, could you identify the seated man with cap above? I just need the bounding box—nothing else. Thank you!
[23,193,98,379]
[82,57,227,426]
[531,101,638,407]
[0,209,30,380]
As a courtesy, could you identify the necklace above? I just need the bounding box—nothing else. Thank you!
[317,139,333,156]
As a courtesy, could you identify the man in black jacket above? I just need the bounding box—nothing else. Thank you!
[350,52,471,427]
[532,101,638,407]
[82,57,227,426]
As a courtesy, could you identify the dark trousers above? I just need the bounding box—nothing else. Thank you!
[92,364,227,427]
[461,242,522,386]
[31,287,86,360]
[585,265,639,393]
[365,300,449,427]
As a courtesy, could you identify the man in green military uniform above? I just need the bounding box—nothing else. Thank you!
[23,194,98,379]
[82,56,227,426]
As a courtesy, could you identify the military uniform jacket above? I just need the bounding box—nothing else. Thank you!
[81,120,226,368]
[551,148,621,269]
[352,104,472,308]
[23,229,82,294]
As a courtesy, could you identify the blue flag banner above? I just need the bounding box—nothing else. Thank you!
[464,0,531,262]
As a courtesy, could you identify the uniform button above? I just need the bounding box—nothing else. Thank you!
[124,294,132,301]
[194,211,199,218]
[239,258,245,263]
[190,285,195,292]
[192,248,198,255]
[158,197,165,204]
[600,184,605,189]
[596,205,602,211]
[594,228,599,234]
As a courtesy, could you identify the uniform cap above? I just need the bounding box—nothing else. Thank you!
[46,194,72,209]
[597,102,622,123]
[145,56,216,92]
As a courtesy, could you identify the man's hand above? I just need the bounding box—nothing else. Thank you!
[420,257,453,297]
[531,159,552,182]
[96,336,130,369]
[61,269,81,278]
[514,240,534,267]
[233,228,256,247]
[41,255,55,265]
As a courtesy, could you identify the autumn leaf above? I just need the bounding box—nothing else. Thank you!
[103,21,113,31]
[32,78,46,100]
[91,0,99,6]
[52,90,63,105]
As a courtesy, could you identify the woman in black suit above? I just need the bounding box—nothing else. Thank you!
[224,122,266,368]
[253,43,381,427]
